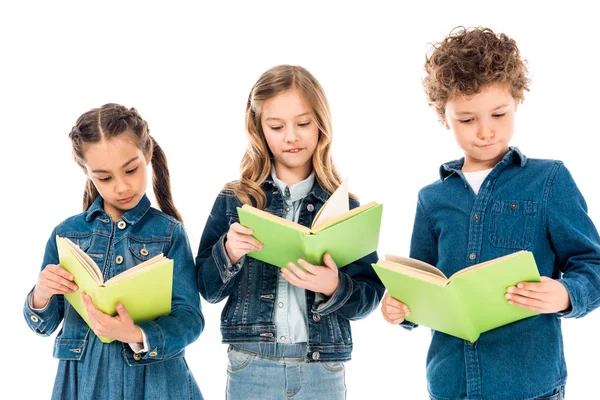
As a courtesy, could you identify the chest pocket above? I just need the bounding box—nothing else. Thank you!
[127,237,167,264]
[488,200,538,249]
[65,235,92,253]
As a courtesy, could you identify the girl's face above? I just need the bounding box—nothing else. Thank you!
[260,88,319,184]
[444,83,519,172]
[82,132,150,221]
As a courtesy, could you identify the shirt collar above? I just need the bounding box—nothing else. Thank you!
[270,166,316,202]
[439,146,527,181]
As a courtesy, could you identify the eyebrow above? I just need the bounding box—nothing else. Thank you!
[455,104,511,116]
[92,156,140,173]
[265,112,311,121]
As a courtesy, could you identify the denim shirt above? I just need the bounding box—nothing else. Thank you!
[196,178,385,362]
[23,195,204,366]
[410,148,600,400]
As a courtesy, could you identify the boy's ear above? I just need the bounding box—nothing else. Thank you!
[514,98,520,112]
[440,115,451,130]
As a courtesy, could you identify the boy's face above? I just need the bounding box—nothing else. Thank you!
[444,84,519,172]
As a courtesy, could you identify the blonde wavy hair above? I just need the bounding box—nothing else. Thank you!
[226,65,354,209]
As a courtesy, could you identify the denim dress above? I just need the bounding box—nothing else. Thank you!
[23,195,205,400]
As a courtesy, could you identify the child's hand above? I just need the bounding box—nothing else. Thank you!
[281,252,339,297]
[381,292,410,324]
[506,277,571,313]
[225,222,263,264]
[32,264,78,309]
[81,293,143,343]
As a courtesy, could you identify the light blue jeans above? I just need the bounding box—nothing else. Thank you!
[226,345,346,400]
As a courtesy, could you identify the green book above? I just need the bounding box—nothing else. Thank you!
[373,251,541,342]
[56,236,173,343]
[237,179,382,269]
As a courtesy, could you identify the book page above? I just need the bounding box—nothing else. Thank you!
[64,237,103,285]
[104,254,166,286]
[311,178,349,230]
[376,258,449,286]
[384,254,448,279]
[240,205,312,234]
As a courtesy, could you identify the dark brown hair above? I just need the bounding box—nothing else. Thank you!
[69,103,183,222]
[423,26,530,120]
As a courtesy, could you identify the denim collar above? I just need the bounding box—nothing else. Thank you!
[439,146,528,181]
[85,194,152,225]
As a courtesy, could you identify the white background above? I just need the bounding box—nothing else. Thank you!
[2,1,599,399]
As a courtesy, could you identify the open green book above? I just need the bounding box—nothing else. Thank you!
[237,179,383,269]
[373,251,541,342]
[56,236,174,343]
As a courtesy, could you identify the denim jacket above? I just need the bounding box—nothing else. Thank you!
[23,195,204,366]
[411,148,600,400]
[195,178,384,362]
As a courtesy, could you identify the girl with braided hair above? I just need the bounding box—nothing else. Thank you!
[23,103,204,399]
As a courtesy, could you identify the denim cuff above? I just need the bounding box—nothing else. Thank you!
[213,233,245,284]
[556,278,585,318]
[132,320,164,361]
[24,288,59,335]
[313,270,353,316]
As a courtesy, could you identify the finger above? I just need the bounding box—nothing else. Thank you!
[233,234,263,250]
[40,280,76,295]
[286,262,310,281]
[230,222,253,236]
[81,293,100,317]
[46,265,75,281]
[44,273,78,292]
[115,303,133,323]
[296,259,318,275]
[281,268,309,290]
[506,287,545,301]
[323,253,338,271]
[514,280,548,292]
[507,299,545,313]
[506,293,545,309]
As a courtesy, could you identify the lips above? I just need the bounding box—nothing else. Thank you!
[118,195,135,204]
[284,148,304,153]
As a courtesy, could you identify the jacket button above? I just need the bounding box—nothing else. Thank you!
[117,221,127,229]
[469,253,476,260]
[133,353,142,361]
[116,255,124,264]
[307,204,314,212]
[473,214,480,221]
[140,248,149,256]
[510,202,518,210]
[312,313,321,322]
[149,350,158,357]
[30,315,39,323]
[312,352,320,360]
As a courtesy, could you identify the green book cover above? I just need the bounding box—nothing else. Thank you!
[237,202,383,269]
[56,236,173,343]
[373,251,541,342]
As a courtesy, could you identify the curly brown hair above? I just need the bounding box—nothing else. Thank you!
[423,26,530,119]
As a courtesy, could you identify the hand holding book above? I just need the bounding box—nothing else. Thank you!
[506,276,571,314]
[32,264,78,309]
[81,293,144,343]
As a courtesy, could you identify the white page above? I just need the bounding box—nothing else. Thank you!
[312,177,350,228]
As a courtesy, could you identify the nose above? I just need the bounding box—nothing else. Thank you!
[283,126,299,143]
[477,122,494,140]
[114,177,131,194]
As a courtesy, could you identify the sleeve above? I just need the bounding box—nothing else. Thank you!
[23,227,66,336]
[311,200,385,320]
[195,192,246,304]
[546,163,600,318]
[131,223,205,363]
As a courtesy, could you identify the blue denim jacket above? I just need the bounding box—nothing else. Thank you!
[195,178,385,362]
[411,148,600,400]
[23,195,204,366]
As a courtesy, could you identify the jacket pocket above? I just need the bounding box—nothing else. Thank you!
[127,237,166,262]
[53,338,88,360]
[488,200,538,249]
